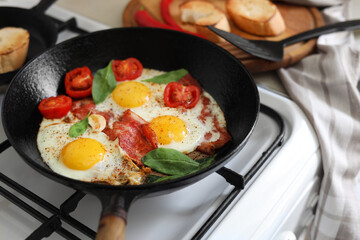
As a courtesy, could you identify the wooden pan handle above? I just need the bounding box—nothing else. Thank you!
[96,212,127,240]
[96,194,134,240]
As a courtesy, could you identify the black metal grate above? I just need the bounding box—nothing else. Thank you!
[0,175,95,239]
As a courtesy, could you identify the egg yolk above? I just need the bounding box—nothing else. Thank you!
[150,115,187,145]
[61,138,105,170]
[112,81,151,108]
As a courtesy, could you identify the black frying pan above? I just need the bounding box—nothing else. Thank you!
[0,0,59,85]
[2,27,259,239]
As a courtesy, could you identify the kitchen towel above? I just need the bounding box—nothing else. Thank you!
[278,0,360,239]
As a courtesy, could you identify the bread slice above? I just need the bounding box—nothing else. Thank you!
[180,0,231,43]
[226,0,285,36]
[0,27,30,74]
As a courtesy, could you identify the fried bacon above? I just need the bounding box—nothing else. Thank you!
[197,97,231,155]
[103,110,158,166]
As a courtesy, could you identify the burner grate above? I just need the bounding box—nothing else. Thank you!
[48,16,88,35]
[0,171,95,239]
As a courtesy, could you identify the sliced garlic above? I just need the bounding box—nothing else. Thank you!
[127,172,146,185]
[88,114,106,132]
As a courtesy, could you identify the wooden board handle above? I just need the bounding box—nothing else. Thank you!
[96,213,127,240]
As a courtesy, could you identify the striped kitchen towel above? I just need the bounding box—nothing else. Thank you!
[278,0,360,239]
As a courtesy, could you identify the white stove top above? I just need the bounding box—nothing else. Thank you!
[0,2,321,240]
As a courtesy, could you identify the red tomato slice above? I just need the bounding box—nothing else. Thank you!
[177,73,202,91]
[111,58,143,81]
[65,66,93,98]
[164,82,201,109]
[38,95,72,119]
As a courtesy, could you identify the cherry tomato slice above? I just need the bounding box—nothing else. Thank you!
[111,58,143,81]
[65,66,93,98]
[38,95,72,119]
[164,82,201,109]
[177,73,202,91]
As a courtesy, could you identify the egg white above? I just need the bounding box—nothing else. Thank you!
[37,123,141,184]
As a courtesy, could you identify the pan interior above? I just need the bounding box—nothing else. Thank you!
[2,28,259,192]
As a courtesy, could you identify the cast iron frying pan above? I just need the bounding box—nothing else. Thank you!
[2,27,259,239]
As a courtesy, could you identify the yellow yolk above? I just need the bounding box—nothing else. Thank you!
[112,81,151,108]
[150,115,187,145]
[61,138,105,170]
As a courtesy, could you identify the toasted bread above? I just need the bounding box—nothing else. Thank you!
[0,27,30,74]
[226,0,285,36]
[180,0,231,42]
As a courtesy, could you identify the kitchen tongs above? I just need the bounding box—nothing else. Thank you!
[208,19,360,62]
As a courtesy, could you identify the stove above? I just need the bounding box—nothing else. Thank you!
[0,2,322,240]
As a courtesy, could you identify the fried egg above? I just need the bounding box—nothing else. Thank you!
[37,122,144,185]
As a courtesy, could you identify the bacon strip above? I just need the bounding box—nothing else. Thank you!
[71,98,114,124]
[103,110,158,166]
[198,96,212,124]
[71,98,95,119]
[197,97,232,155]
[197,117,232,155]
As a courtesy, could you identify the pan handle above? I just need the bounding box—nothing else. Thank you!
[31,0,57,13]
[0,140,11,154]
[96,193,136,240]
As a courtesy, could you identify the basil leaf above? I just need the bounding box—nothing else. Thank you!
[92,60,117,104]
[69,112,91,138]
[197,155,216,169]
[146,155,216,184]
[142,148,199,175]
[142,69,188,84]
[187,155,216,175]
[146,175,162,184]
[144,151,217,184]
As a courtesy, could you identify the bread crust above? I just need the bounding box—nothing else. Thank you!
[0,27,30,74]
[180,0,230,42]
[226,0,286,36]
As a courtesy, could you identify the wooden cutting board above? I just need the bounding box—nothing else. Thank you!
[123,0,324,73]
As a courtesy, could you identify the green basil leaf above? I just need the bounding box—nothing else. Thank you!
[187,155,216,175]
[142,69,188,84]
[146,155,216,184]
[69,112,91,138]
[92,60,117,104]
[144,153,217,184]
[142,148,199,175]
[197,155,216,169]
[146,175,163,184]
